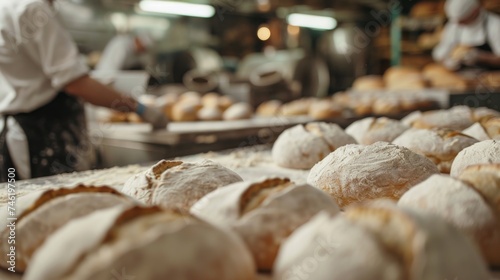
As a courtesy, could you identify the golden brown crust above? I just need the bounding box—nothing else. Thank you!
[239,178,291,215]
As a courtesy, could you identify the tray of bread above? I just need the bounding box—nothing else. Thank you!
[2,105,500,280]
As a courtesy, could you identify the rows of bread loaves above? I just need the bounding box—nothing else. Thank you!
[0,106,499,279]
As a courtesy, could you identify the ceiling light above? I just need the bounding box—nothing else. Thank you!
[287,13,337,30]
[257,26,271,41]
[138,1,215,18]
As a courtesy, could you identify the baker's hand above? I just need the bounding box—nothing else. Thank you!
[136,103,169,130]
[443,58,460,71]
[461,49,480,66]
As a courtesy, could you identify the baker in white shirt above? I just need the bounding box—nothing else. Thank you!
[96,32,154,71]
[0,0,168,182]
[433,0,500,70]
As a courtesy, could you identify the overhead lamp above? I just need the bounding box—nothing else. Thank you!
[287,13,337,30]
[138,1,216,18]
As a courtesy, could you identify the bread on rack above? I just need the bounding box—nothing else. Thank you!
[392,128,479,173]
[383,66,421,86]
[272,122,356,169]
[122,160,243,211]
[24,206,255,280]
[256,100,282,117]
[223,102,253,120]
[399,172,500,266]
[352,75,385,91]
[279,98,313,116]
[308,99,343,120]
[307,142,439,208]
[274,200,490,280]
[372,98,403,115]
[411,106,475,130]
[171,99,202,122]
[190,178,340,271]
[346,117,409,145]
[0,186,135,272]
[450,139,500,177]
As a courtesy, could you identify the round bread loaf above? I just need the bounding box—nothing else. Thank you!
[346,117,409,145]
[372,98,403,115]
[399,173,500,266]
[401,110,423,126]
[352,75,385,91]
[411,106,474,130]
[24,206,255,280]
[383,66,421,85]
[307,142,439,208]
[256,100,282,117]
[197,106,223,121]
[308,100,343,120]
[280,98,313,116]
[272,122,356,170]
[0,186,134,272]
[450,140,500,177]
[274,200,490,280]
[223,102,253,120]
[218,95,234,111]
[392,128,479,173]
[190,178,340,271]
[473,108,500,122]
[201,92,220,108]
[122,160,243,210]
[171,100,202,122]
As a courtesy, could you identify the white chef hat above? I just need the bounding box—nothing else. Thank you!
[445,0,481,21]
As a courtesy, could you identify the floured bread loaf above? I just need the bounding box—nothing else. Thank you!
[307,142,439,208]
[190,178,340,271]
[401,111,422,127]
[272,122,356,169]
[223,102,253,120]
[171,99,202,122]
[399,173,500,266]
[256,100,282,117]
[346,117,409,145]
[463,123,493,141]
[372,98,403,115]
[274,200,489,280]
[392,128,478,173]
[197,106,223,121]
[450,140,500,177]
[473,108,500,122]
[411,106,474,130]
[122,160,243,210]
[24,206,255,280]
[0,186,134,272]
[463,117,500,141]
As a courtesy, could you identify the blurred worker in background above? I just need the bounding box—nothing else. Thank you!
[433,0,500,70]
[0,0,168,182]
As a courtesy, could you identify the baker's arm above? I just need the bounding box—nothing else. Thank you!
[65,75,168,129]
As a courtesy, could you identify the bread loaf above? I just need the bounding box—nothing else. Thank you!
[307,142,439,208]
[24,206,256,280]
[274,200,490,280]
[190,178,340,271]
[346,117,409,145]
[411,106,474,130]
[223,102,253,120]
[308,100,343,120]
[0,186,134,272]
[392,128,479,173]
[399,173,500,266]
[122,160,243,210]
[272,122,356,169]
[352,75,385,91]
[256,100,282,117]
[450,140,500,177]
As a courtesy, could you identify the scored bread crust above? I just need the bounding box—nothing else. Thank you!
[458,164,500,266]
[463,122,492,141]
[273,212,403,280]
[190,178,340,271]
[271,122,356,170]
[344,200,490,280]
[307,142,439,208]
[122,159,243,210]
[450,140,500,178]
[25,206,255,280]
[398,174,500,266]
[346,117,409,145]
[411,106,474,131]
[0,186,133,272]
[392,128,478,173]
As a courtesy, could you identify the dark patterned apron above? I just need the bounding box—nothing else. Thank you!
[0,92,93,182]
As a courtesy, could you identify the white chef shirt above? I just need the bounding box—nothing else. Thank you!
[433,10,500,61]
[0,0,89,179]
[95,34,148,71]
